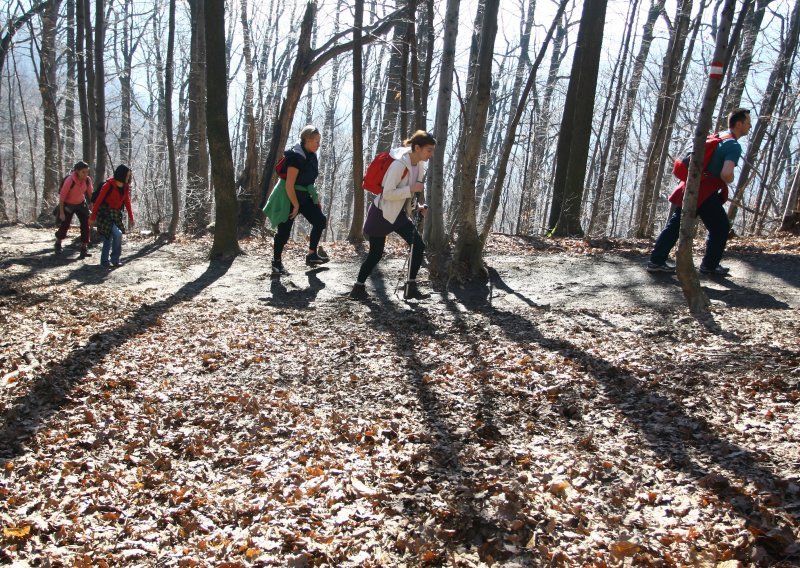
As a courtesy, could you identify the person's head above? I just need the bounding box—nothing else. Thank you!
[404,130,436,163]
[728,108,752,138]
[73,160,90,180]
[299,125,321,153]
[113,164,132,186]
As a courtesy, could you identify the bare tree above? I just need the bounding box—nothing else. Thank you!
[205,0,240,258]
[164,0,180,237]
[676,0,747,313]
[185,0,210,233]
[589,0,665,236]
[548,0,608,237]
[779,162,800,232]
[347,0,366,243]
[424,0,460,269]
[450,0,499,281]
[36,0,62,218]
[94,0,107,179]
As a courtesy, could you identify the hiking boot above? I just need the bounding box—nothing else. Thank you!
[54,240,63,254]
[316,245,329,261]
[349,283,369,301]
[271,260,288,275]
[112,261,124,267]
[646,260,675,273]
[699,263,730,276]
[79,246,89,259]
[306,251,329,266]
[403,281,430,300]
[101,261,112,268]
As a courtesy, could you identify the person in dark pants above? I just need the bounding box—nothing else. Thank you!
[55,160,93,258]
[350,130,436,301]
[263,125,328,275]
[647,108,752,276]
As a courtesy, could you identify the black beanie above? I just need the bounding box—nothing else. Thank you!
[114,164,131,183]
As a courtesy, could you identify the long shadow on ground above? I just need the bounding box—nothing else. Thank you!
[0,258,234,461]
[448,273,799,562]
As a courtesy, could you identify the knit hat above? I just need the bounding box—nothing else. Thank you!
[113,164,131,183]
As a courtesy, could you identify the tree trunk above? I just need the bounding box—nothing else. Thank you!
[548,0,608,237]
[424,0,460,270]
[633,0,695,237]
[375,0,408,153]
[590,0,665,236]
[205,0,241,258]
[76,0,92,163]
[94,0,107,180]
[64,0,76,165]
[779,163,800,233]
[676,0,743,314]
[348,0,366,243]
[450,0,500,282]
[186,0,210,234]
[480,0,569,245]
[237,0,261,234]
[37,0,62,218]
[728,0,800,225]
[165,0,180,237]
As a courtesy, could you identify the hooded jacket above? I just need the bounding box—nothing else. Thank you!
[374,147,426,223]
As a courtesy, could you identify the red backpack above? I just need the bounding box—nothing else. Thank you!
[673,132,733,181]
[362,151,408,195]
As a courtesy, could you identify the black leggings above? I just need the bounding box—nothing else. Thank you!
[273,192,327,260]
[357,221,425,283]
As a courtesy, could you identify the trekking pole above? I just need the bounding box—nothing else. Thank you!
[403,195,418,299]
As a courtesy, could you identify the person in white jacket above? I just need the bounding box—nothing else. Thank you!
[350,130,436,301]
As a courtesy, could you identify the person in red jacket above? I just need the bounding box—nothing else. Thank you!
[647,108,751,276]
[55,160,93,258]
[90,165,135,267]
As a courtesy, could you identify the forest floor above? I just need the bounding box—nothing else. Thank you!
[0,224,798,567]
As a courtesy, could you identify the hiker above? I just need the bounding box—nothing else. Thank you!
[263,125,329,275]
[647,108,752,275]
[90,164,135,267]
[350,130,436,301]
[54,160,93,258]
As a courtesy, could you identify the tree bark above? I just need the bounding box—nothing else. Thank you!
[165,0,180,237]
[376,0,408,153]
[727,0,800,225]
[237,0,261,234]
[451,0,500,282]
[94,0,107,180]
[64,0,76,165]
[205,0,241,258]
[348,0,366,243]
[424,0,460,271]
[186,0,210,234]
[779,163,800,233]
[548,0,608,237]
[37,0,62,218]
[676,0,743,314]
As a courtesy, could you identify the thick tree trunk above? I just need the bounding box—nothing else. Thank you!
[94,0,107,180]
[779,164,800,233]
[186,0,210,234]
[348,0,366,243]
[590,0,664,236]
[37,0,62,218]
[376,0,408,153]
[76,0,92,163]
[548,0,608,237]
[205,0,241,258]
[728,0,800,225]
[676,0,743,314]
[451,0,500,282]
[64,0,76,164]
[165,0,180,237]
[424,0,460,270]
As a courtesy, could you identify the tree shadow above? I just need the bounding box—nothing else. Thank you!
[264,267,328,308]
[703,278,791,310]
[731,251,800,290]
[447,280,799,561]
[0,258,234,461]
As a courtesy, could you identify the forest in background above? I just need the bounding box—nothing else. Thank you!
[0,0,799,261]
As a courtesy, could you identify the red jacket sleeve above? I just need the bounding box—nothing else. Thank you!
[89,181,112,223]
